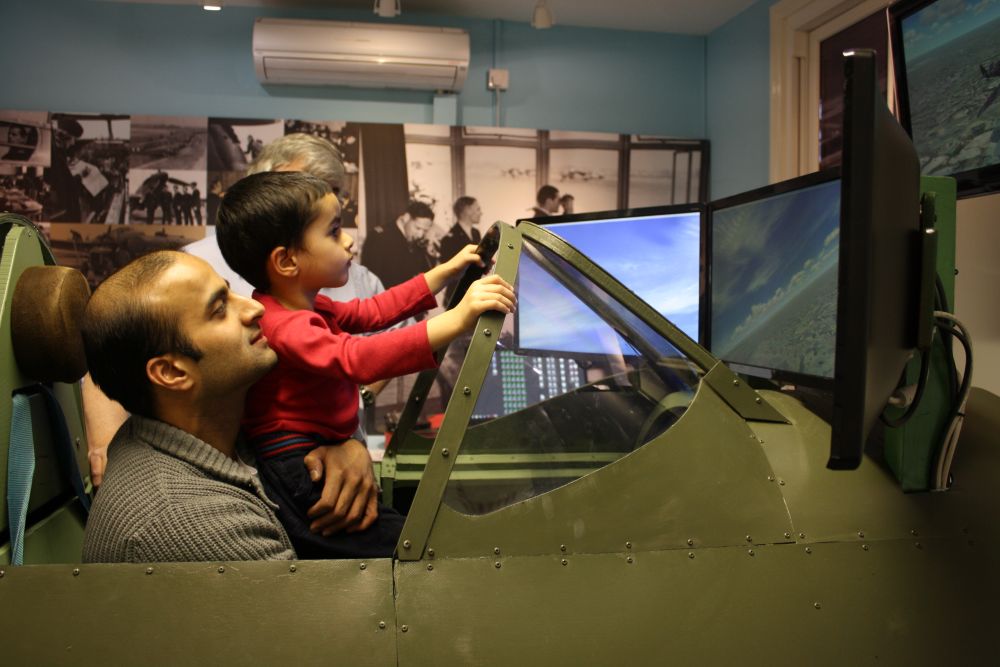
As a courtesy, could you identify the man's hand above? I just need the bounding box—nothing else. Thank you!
[302,439,378,535]
[423,244,485,294]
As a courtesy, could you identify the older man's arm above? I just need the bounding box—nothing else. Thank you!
[123,498,295,563]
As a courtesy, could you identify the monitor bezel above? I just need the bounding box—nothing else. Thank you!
[704,167,841,391]
[890,0,1000,199]
[513,203,706,361]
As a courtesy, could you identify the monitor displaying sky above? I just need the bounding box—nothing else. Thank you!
[541,211,701,342]
[710,179,841,379]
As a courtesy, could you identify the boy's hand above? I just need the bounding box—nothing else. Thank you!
[423,244,486,294]
[426,274,515,350]
[303,439,378,535]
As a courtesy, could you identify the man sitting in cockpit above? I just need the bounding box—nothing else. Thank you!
[79,250,370,562]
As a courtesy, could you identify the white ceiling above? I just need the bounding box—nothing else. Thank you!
[103,0,759,35]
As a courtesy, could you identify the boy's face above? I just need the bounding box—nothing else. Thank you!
[296,193,354,290]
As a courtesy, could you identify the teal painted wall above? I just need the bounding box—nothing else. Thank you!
[706,0,776,199]
[1,0,706,138]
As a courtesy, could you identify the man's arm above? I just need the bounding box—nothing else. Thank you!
[303,439,378,535]
[81,373,128,488]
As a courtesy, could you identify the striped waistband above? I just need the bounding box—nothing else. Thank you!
[250,431,335,459]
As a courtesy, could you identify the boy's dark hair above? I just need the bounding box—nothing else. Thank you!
[452,196,477,220]
[406,200,435,220]
[82,251,203,419]
[216,171,331,291]
[536,185,559,206]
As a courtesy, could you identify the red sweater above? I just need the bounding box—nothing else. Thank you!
[243,275,439,449]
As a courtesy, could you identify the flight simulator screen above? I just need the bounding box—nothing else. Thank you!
[894,0,1000,188]
[709,177,841,380]
[519,209,701,356]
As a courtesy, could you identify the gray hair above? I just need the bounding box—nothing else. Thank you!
[247,132,345,192]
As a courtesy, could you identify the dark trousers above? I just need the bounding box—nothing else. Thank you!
[257,449,404,560]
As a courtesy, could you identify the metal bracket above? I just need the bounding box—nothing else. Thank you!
[703,362,789,423]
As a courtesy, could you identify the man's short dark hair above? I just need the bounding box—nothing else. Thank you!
[536,185,559,206]
[406,200,435,221]
[453,196,477,220]
[82,251,203,419]
[216,171,331,291]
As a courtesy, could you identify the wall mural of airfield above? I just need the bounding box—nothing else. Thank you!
[711,179,841,378]
[902,0,1000,176]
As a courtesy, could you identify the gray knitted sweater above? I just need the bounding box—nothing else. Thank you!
[82,415,295,563]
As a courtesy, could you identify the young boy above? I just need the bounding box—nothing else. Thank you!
[216,172,515,559]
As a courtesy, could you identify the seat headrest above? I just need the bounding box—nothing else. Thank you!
[12,265,91,384]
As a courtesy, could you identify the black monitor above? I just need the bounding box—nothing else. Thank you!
[706,170,841,388]
[830,49,923,470]
[516,205,703,357]
[890,0,1000,197]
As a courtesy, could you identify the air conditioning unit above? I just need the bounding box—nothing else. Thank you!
[253,18,470,92]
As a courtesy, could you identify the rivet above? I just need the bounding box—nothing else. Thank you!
[413,396,421,403]
[911,529,919,536]
[426,564,434,571]
[289,564,297,573]
[732,379,739,386]
[401,625,409,633]
[862,544,869,551]
[145,567,154,575]
[799,532,806,539]
[441,448,450,458]
[0,569,5,578]
[427,548,435,558]
[814,602,822,610]
[686,538,694,546]
[755,396,762,404]
[758,440,765,444]
[494,547,501,555]
[961,527,969,535]
[778,480,785,486]
[768,475,775,481]
[857,531,865,538]
[688,552,695,559]
[360,562,367,570]
[625,541,632,549]
[626,556,633,564]
[507,242,514,249]
[483,328,492,337]
[75,437,81,450]
[379,621,386,629]
[462,386,471,396]
[915,542,922,549]
[494,561,501,569]
[561,559,568,566]
[805,547,813,554]
[403,540,412,549]
[72,568,80,576]
[745,535,752,543]
[560,544,567,552]
[783,532,791,539]
[217,566,225,574]
[748,550,755,556]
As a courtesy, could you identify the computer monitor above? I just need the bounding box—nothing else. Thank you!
[516,205,702,357]
[890,0,1000,197]
[830,49,923,470]
[706,170,841,387]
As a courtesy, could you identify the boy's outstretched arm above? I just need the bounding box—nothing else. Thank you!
[426,274,515,351]
[423,244,484,294]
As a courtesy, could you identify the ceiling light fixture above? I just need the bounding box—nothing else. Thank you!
[373,0,401,18]
[203,2,222,10]
[531,1,553,29]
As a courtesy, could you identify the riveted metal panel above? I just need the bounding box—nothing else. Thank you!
[0,558,397,666]
[394,539,997,666]
[421,380,793,559]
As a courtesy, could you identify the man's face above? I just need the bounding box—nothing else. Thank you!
[463,202,482,226]
[296,193,354,290]
[403,215,434,243]
[150,254,277,399]
[543,195,561,214]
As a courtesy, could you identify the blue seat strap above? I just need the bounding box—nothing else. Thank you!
[7,393,36,566]
[37,384,92,514]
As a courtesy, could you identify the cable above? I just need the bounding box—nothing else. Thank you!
[932,311,973,490]
[880,339,934,428]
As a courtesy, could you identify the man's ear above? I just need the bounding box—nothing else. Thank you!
[269,246,298,279]
[146,354,196,393]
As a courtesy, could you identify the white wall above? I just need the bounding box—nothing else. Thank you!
[955,192,1000,396]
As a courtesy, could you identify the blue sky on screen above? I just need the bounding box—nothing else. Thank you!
[545,212,701,340]
[711,180,840,355]
[903,0,1000,60]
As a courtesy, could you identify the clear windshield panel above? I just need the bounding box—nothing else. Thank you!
[442,238,703,516]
